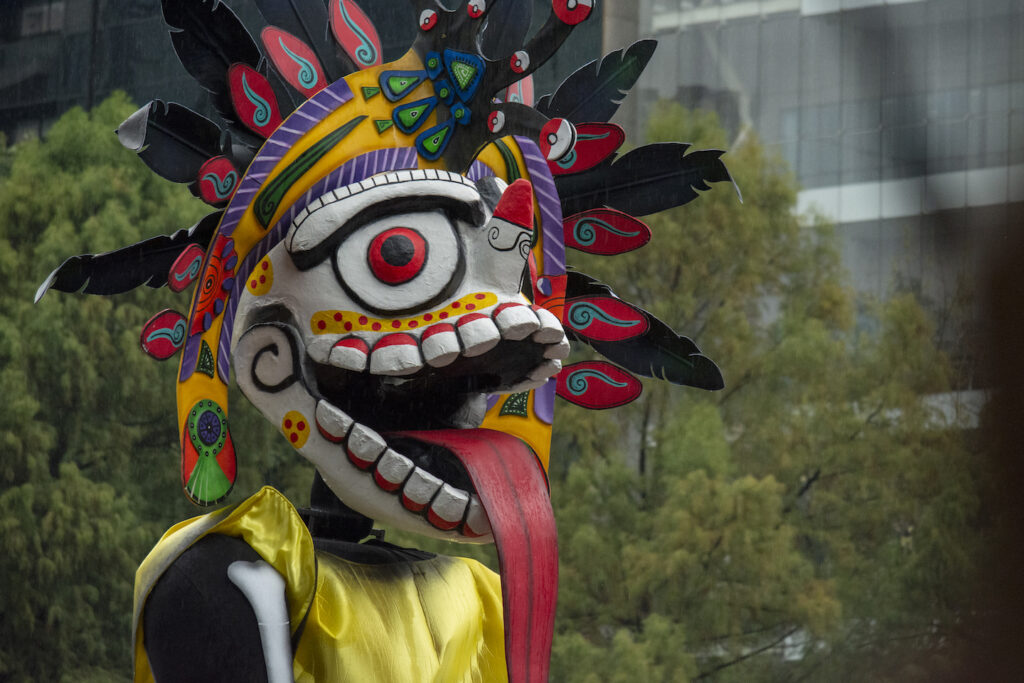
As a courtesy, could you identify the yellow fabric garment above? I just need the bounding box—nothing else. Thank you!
[133,487,507,682]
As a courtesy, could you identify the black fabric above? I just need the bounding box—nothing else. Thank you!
[143,534,271,683]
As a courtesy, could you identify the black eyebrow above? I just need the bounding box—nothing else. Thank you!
[288,193,484,272]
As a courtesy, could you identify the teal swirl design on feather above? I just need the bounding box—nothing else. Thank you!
[146,319,187,346]
[556,149,577,169]
[173,255,203,283]
[569,301,641,330]
[573,217,641,246]
[202,170,238,200]
[278,38,318,90]
[242,73,271,127]
[556,130,610,168]
[337,0,377,66]
[567,369,628,396]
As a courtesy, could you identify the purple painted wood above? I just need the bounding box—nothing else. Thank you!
[515,136,565,276]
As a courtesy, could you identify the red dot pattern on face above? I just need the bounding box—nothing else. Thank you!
[368,228,427,285]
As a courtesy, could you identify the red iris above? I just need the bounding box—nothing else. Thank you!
[368,227,427,284]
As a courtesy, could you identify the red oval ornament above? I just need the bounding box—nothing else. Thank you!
[548,122,625,176]
[140,309,188,360]
[563,208,651,255]
[499,74,535,106]
[197,156,239,207]
[190,235,237,335]
[260,27,326,97]
[556,361,642,409]
[228,64,283,138]
[168,243,207,293]
[564,296,649,341]
[368,227,427,284]
[419,9,438,31]
[553,0,593,25]
[330,0,383,68]
[539,117,576,162]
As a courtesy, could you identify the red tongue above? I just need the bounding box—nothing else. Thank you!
[396,428,557,683]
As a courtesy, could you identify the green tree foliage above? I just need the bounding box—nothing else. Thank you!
[548,103,983,681]
[0,94,299,680]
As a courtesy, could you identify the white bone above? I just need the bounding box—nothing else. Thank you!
[531,307,566,344]
[374,449,414,492]
[401,468,444,512]
[226,560,294,683]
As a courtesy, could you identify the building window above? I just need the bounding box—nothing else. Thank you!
[21,1,65,37]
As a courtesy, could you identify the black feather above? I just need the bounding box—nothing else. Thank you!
[161,0,263,144]
[117,100,226,184]
[556,143,738,217]
[536,40,656,123]
[254,0,353,82]
[479,0,532,60]
[564,271,724,391]
[35,212,222,301]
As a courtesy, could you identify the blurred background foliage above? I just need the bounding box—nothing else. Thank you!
[0,96,984,681]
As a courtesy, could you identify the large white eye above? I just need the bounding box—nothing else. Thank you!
[334,210,463,314]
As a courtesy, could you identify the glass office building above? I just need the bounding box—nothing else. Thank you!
[634,0,1022,352]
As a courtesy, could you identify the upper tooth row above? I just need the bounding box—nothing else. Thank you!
[318,303,568,377]
[314,400,491,537]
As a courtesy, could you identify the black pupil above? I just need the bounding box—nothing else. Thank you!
[381,234,415,267]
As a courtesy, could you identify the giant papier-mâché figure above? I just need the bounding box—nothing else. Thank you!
[37,0,737,681]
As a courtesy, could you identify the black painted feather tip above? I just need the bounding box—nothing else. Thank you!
[556,142,738,217]
[536,39,657,124]
[565,271,725,391]
[34,212,221,302]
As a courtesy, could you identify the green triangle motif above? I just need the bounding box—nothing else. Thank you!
[450,61,477,91]
[421,124,453,156]
[362,86,381,100]
[375,119,394,133]
[387,76,418,98]
[397,104,429,130]
[197,340,216,378]
[500,392,530,418]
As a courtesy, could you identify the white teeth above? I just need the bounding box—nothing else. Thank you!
[528,358,562,382]
[306,337,337,364]
[373,449,413,492]
[369,334,423,376]
[543,337,571,360]
[493,303,540,340]
[531,306,565,344]
[346,423,387,470]
[315,400,353,443]
[420,324,460,367]
[456,314,501,357]
[463,496,491,537]
[427,484,470,531]
[329,337,369,372]
[401,468,443,512]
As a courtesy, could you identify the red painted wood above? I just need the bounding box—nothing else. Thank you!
[563,208,651,255]
[260,26,327,97]
[228,63,283,138]
[329,0,383,69]
[197,156,240,207]
[140,309,187,360]
[556,360,643,409]
[548,122,625,176]
[168,243,207,293]
[563,295,650,341]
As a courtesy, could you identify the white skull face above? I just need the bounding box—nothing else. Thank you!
[232,169,568,541]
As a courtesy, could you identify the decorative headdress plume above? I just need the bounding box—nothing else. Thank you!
[37,0,735,506]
